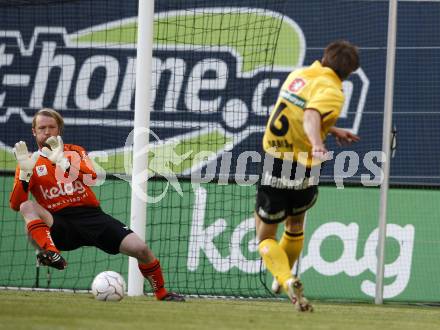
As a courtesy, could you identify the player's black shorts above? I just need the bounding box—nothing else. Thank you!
[50,206,133,254]
[255,184,318,224]
[255,153,320,223]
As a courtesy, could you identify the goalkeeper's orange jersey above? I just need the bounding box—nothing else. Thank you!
[10,144,100,213]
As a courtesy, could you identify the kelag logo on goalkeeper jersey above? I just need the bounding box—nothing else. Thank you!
[0,8,368,176]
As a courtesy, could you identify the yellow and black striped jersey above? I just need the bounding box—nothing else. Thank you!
[263,61,344,167]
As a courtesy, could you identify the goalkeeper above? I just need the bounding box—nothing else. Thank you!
[255,40,360,312]
[9,108,184,302]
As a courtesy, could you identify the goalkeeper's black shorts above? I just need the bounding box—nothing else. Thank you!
[50,206,133,254]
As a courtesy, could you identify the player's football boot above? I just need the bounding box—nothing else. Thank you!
[285,277,313,312]
[161,292,185,302]
[37,250,67,270]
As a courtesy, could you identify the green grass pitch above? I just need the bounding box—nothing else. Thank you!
[0,290,439,330]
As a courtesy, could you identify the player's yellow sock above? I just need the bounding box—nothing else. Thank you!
[258,238,292,288]
[279,230,304,269]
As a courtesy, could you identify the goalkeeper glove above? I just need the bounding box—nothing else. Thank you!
[13,141,38,182]
[41,136,70,171]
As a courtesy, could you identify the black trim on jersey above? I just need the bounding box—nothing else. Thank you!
[285,231,304,237]
[321,111,334,119]
[21,180,29,192]
[304,107,333,119]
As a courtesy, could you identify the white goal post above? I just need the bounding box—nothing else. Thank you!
[375,0,398,304]
[128,0,155,296]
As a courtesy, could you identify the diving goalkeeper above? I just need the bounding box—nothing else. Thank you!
[9,108,184,301]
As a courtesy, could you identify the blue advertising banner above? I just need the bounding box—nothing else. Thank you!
[0,0,438,185]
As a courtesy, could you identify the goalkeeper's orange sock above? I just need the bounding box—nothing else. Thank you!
[26,219,59,253]
[258,238,293,289]
[138,259,168,300]
[279,230,304,269]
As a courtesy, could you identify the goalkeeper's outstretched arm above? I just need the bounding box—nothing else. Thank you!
[10,166,31,211]
[10,141,37,211]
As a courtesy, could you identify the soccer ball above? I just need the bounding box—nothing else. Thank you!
[91,271,126,301]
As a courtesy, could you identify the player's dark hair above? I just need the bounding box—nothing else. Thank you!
[321,40,360,80]
[32,108,65,135]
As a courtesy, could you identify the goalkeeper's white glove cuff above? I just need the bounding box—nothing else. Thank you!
[19,169,32,182]
[57,158,70,171]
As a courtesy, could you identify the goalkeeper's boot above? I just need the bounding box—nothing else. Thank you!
[37,250,67,270]
[271,278,281,294]
[285,277,313,312]
[161,292,185,302]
